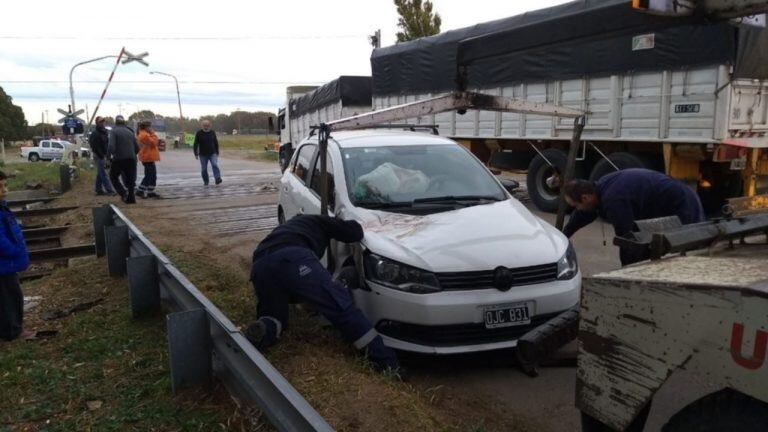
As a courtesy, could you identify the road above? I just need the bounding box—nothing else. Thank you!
[124,149,692,431]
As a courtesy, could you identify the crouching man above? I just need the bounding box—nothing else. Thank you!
[244,214,401,375]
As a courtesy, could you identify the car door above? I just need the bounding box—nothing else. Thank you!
[280,142,317,220]
[40,141,51,159]
[50,142,65,159]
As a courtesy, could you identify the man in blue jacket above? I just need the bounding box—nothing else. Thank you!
[244,214,401,376]
[563,168,704,266]
[0,170,31,341]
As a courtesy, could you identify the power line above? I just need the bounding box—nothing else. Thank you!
[0,80,326,85]
[0,34,366,41]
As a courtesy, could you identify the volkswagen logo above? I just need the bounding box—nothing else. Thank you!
[493,266,515,291]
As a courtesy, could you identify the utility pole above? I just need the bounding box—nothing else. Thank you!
[149,70,184,147]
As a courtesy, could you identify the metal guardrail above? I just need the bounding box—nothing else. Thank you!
[92,204,333,432]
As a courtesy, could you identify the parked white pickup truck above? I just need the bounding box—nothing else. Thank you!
[20,139,86,162]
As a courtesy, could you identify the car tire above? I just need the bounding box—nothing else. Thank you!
[588,152,645,183]
[28,153,39,162]
[526,148,584,213]
[662,389,768,432]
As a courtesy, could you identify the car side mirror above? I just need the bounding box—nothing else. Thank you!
[500,178,520,194]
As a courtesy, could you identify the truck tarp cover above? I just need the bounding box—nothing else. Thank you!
[292,76,372,117]
[370,0,768,96]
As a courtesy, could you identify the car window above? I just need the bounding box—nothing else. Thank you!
[310,152,335,211]
[42,142,50,148]
[291,143,316,184]
[341,144,507,206]
[52,142,63,149]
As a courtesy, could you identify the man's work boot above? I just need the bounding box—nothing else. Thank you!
[126,188,136,204]
[243,317,280,350]
[364,335,405,380]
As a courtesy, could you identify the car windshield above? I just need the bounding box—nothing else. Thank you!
[341,144,507,208]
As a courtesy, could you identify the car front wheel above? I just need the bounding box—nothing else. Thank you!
[28,153,40,162]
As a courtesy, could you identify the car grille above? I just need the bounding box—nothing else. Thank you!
[436,263,558,291]
[376,312,562,347]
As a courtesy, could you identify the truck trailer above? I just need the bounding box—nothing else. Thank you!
[276,78,371,170]
[278,0,768,214]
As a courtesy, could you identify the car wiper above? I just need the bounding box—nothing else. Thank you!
[356,201,413,209]
[412,195,503,204]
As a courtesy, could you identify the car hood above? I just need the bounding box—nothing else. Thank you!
[347,199,568,272]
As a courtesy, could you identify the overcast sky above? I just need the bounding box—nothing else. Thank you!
[1,0,568,124]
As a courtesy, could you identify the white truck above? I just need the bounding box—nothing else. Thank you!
[20,139,74,162]
[277,0,768,215]
[276,77,372,171]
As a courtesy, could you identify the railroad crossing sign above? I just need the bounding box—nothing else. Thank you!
[58,107,85,134]
[122,50,149,66]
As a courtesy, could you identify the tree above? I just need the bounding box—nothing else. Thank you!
[0,86,28,140]
[394,0,441,43]
[127,110,157,122]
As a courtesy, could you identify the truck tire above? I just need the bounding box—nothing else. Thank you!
[662,389,768,432]
[588,152,645,182]
[527,148,583,213]
[28,153,40,162]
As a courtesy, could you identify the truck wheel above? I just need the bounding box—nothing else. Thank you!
[28,153,39,162]
[588,152,644,182]
[662,389,768,432]
[526,148,583,213]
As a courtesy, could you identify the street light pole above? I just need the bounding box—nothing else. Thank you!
[69,55,118,114]
[150,71,184,146]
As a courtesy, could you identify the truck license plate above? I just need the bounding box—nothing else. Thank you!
[484,303,531,329]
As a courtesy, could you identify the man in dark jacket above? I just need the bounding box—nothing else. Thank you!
[0,170,31,341]
[563,168,705,265]
[88,116,116,196]
[244,214,401,375]
[107,115,139,204]
[193,120,222,186]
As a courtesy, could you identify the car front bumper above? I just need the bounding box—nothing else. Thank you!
[353,272,581,354]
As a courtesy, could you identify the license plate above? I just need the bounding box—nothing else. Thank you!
[483,303,531,329]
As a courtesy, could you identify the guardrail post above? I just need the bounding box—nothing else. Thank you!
[127,255,160,317]
[167,309,212,393]
[59,164,71,193]
[92,205,113,257]
[105,225,129,277]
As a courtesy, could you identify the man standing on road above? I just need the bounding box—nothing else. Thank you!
[193,120,222,186]
[107,115,139,204]
[88,116,116,196]
[244,214,402,377]
[0,170,32,341]
[563,168,705,265]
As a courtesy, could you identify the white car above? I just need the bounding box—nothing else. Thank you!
[278,130,580,354]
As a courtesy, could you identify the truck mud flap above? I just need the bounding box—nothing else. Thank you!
[516,305,579,377]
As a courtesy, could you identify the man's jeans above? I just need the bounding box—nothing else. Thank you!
[199,154,221,185]
[94,157,115,193]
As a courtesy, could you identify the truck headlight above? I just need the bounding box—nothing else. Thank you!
[364,253,441,294]
[556,243,578,280]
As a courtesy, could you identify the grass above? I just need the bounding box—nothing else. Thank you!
[0,260,251,431]
[3,162,63,191]
[217,135,279,163]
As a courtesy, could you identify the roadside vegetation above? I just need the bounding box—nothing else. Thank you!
[218,135,278,163]
[0,166,252,431]
[1,161,62,191]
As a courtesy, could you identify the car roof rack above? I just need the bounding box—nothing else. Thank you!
[308,123,439,137]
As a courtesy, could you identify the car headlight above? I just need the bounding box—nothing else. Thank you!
[364,253,441,294]
[556,243,579,280]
